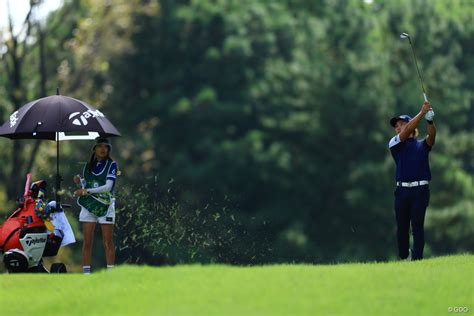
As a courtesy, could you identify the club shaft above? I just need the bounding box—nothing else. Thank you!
[408,39,428,101]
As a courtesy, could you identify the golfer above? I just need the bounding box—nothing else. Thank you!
[73,137,118,274]
[388,101,436,260]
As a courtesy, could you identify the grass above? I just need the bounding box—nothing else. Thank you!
[0,254,472,316]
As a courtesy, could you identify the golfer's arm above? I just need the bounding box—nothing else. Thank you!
[425,122,436,147]
[399,111,424,142]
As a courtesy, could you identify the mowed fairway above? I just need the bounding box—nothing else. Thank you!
[0,255,472,316]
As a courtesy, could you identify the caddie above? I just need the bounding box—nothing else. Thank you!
[73,137,118,273]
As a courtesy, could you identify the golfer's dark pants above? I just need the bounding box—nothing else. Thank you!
[394,185,430,260]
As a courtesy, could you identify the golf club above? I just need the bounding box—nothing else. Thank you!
[400,32,428,102]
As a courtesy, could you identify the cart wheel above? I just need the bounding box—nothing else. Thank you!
[50,263,67,273]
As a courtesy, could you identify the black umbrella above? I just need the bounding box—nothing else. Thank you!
[0,90,121,204]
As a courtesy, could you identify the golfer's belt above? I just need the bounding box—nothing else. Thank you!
[396,180,429,187]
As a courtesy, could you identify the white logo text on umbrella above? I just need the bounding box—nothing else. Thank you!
[10,111,19,128]
[69,110,105,126]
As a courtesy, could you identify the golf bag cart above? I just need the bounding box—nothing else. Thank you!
[0,174,74,273]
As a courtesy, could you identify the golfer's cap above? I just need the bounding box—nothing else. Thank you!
[93,137,112,150]
[390,114,412,127]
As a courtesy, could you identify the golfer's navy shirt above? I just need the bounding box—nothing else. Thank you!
[389,136,431,182]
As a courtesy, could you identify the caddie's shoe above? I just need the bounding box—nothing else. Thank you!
[406,249,412,261]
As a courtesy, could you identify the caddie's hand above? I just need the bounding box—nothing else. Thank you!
[425,109,435,122]
[421,101,431,114]
[74,189,88,197]
[73,175,81,184]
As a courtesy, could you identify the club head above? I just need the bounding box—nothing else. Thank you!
[400,32,410,39]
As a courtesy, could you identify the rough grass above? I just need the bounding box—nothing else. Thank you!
[0,254,472,316]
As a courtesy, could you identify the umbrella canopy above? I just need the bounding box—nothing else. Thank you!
[0,95,120,140]
[0,93,120,205]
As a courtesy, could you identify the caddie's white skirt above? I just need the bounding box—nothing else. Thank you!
[79,201,115,224]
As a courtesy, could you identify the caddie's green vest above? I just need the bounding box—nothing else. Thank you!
[77,159,114,217]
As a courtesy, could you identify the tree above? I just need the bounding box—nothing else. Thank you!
[0,1,43,201]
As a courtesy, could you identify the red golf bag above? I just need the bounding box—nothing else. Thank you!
[0,174,66,273]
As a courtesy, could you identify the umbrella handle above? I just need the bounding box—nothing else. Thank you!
[24,173,32,198]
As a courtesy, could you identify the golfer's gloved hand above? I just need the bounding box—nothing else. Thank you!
[425,109,435,122]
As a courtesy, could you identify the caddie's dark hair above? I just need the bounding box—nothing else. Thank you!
[88,146,113,172]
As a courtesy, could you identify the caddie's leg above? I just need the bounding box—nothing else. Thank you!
[101,224,115,266]
[82,222,96,273]
[394,187,410,259]
[410,186,430,260]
